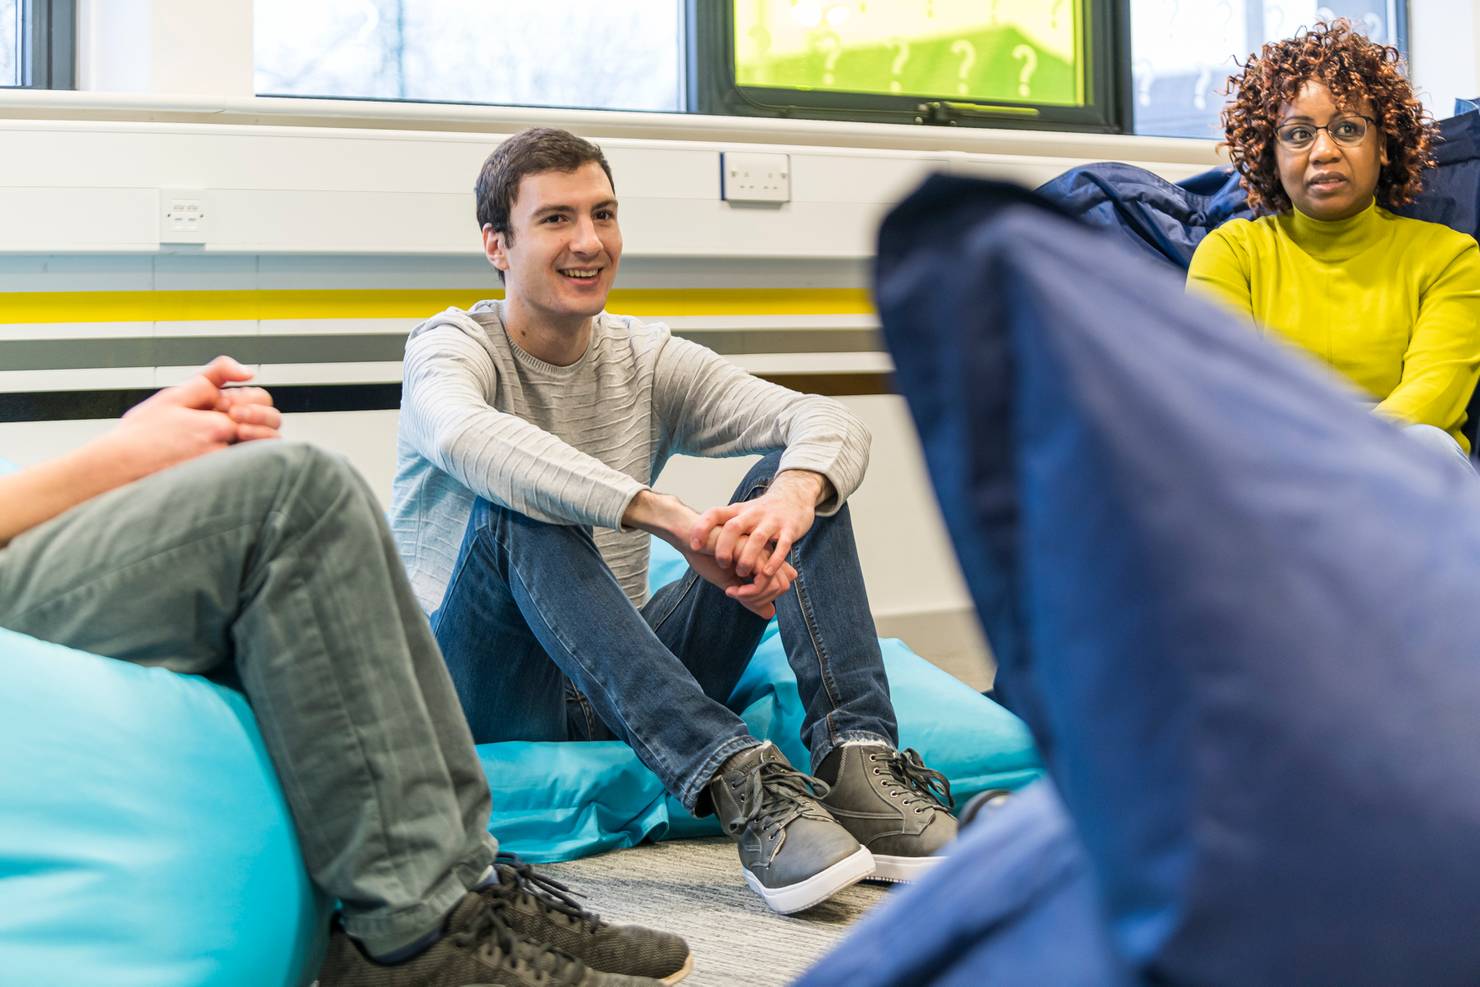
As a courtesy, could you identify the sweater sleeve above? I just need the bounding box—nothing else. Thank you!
[401,322,645,528]
[1186,224,1258,325]
[651,334,871,514]
[1374,236,1480,443]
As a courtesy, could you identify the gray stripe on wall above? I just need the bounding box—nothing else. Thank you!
[675,329,882,354]
[0,337,160,370]
[0,329,885,372]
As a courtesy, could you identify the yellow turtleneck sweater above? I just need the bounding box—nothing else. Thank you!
[1187,201,1480,450]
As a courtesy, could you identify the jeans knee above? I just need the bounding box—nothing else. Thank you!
[471,499,597,552]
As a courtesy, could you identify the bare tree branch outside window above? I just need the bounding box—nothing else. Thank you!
[255,0,683,112]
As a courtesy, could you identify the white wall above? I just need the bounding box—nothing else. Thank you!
[1409,0,1480,115]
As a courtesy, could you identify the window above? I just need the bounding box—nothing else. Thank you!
[1,0,17,86]
[3,0,73,88]
[692,0,1122,132]
[1130,1,1408,138]
[255,0,685,113]
[252,1,1423,141]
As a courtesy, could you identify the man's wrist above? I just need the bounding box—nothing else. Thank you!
[773,468,831,506]
[621,489,696,544]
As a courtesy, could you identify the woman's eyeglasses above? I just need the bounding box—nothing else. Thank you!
[1275,115,1376,151]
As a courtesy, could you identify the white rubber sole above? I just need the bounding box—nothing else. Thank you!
[660,953,695,984]
[865,851,946,884]
[743,845,876,914]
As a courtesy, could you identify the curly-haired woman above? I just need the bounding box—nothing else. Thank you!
[1188,20,1480,461]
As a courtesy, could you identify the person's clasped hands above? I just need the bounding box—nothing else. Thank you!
[104,355,282,480]
[684,469,825,620]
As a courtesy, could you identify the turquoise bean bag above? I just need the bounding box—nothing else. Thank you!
[0,627,331,987]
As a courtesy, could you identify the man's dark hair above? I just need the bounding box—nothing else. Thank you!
[474,127,615,244]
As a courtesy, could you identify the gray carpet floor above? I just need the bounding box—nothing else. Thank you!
[542,837,897,986]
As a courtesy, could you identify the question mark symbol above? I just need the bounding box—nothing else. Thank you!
[817,33,842,86]
[949,39,976,96]
[889,40,910,93]
[1134,57,1155,108]
[1190,0,1232,110]
[1192,66,1212,111]
[1010,45,1038,99]
[1050,0,1065,28]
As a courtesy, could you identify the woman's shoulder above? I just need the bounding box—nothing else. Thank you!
[1204,214,1283,244]
[1378,209,1479,256]
[1192,215,1282,264]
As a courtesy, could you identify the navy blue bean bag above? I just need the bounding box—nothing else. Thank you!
[798,779,1130,987]
[1039,100,1480,271]
[805,173,1480,986]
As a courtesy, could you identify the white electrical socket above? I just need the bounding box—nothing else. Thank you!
[721,152,791,204]
[160,189,209,244]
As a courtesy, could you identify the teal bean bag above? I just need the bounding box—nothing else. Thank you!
[483,538,1042,860]
[0,627,331,987]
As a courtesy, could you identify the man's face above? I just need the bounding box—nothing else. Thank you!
[1274,79,1387,222]
[484,161,622,327]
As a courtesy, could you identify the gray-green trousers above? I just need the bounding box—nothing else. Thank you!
[0,441,498,955]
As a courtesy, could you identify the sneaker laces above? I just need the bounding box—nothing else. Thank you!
[452,897,585,981]
[736,757,832,835]
[872,747,954,811]
[494,853,604,934]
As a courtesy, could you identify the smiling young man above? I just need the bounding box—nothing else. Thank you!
[391,127,958,914]
[1187,20,1480,460]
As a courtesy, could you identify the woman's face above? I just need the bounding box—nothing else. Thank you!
[1274,78,1388,221]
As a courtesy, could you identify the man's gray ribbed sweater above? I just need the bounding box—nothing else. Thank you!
[390,300,871,614]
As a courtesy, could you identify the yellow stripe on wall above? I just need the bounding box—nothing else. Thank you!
[0,288,876,324]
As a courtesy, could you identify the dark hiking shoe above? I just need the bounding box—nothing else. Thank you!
[483,855,694,984]
[318,891,662,986]
[817,744,958,883]
[707,742,874,913]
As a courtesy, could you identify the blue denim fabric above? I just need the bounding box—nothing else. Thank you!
[431,453,897,811]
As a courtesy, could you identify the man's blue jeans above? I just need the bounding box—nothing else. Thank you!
[431,453,898,812]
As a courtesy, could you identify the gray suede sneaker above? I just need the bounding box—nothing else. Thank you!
[707,742,875,914]
[816,744,958,883]
[318,891,662,986]
[483,855,694,984]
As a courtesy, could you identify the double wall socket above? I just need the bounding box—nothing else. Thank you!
[160,189,209,244]
[721,151,791,204]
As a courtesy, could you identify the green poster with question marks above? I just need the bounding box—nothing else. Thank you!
[734,0,1083,107]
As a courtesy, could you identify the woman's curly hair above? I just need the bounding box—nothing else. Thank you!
[1222,19,1436,214]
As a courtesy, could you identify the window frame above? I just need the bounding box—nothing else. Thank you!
[9,0,73,89]
[686,0,1131,134]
